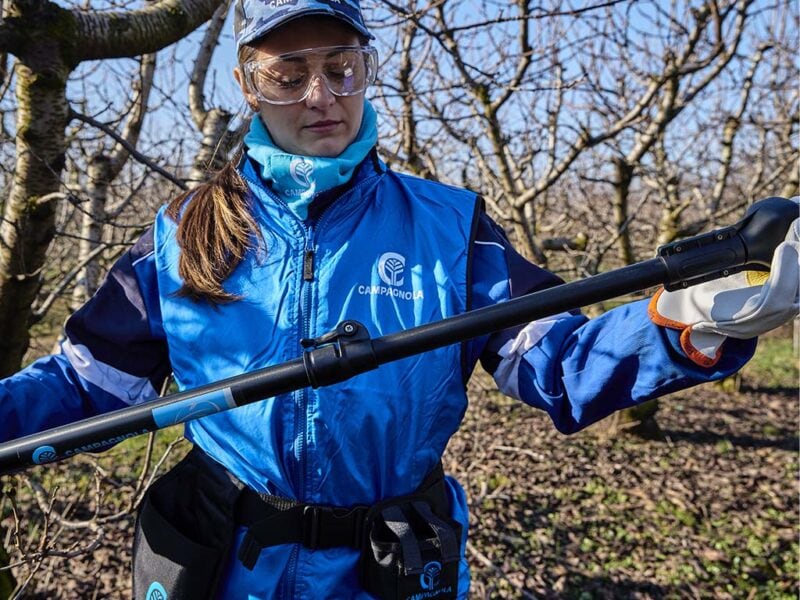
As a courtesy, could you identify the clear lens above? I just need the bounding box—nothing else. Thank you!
[245,45,378,105]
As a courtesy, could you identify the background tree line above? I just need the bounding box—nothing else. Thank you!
[0,0,796,596]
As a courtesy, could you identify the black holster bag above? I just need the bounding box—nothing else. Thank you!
[132,448,244,600]
[359,482,462,599]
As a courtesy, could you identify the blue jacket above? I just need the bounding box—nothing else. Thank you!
[0,154,755,598]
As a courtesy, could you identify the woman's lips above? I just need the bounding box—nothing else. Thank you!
[305,120,341,133]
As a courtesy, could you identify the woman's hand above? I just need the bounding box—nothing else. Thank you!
[649,215,799,366]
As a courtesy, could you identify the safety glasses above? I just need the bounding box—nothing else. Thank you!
[243,45,379,106]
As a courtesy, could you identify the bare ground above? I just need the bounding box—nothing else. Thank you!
[449,381,798,600]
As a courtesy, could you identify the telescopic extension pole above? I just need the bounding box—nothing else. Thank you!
[0,197,795,475]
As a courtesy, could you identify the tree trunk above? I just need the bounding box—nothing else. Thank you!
[511,206,547,265]
[71,153,111,308]
[0,57,70,377]
[603,398,663,440]
[612,157,636,266]
[605,157,661,437]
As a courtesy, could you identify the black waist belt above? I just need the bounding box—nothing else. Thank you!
[235,463,448,570]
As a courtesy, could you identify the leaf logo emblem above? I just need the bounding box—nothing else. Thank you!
[420,561,442,590]
[378,252,405,286]
[32,445,57,464]
[289,157,314,189]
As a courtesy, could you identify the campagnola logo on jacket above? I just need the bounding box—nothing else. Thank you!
[358,251,424,301]
[378,252,405,286]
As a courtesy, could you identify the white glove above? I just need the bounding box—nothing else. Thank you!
[649,216,799,367]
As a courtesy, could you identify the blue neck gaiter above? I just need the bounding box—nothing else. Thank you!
[244,100,378,220]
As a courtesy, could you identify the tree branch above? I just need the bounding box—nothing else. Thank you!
[73,0,223,61]
[189,0,230,129]
[109,52,156,174]
[70,109,187,190]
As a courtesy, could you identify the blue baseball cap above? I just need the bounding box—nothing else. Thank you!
[234,0,373,51]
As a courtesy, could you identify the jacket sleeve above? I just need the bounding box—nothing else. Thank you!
[0,228,170,442]
[467,213,757,434]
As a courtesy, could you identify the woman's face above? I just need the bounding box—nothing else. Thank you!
[234,17,366,157]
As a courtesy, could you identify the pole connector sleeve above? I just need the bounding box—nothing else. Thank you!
[657,226,748,291]
[301,321,379,388]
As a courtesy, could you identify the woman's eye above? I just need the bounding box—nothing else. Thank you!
[276,76,304,88]
[259,71,305,88]
[326,67,353,81]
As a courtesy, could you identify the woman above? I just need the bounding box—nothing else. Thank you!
[1,1,796,598]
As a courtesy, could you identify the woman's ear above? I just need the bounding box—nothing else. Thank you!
[233,67,259,111]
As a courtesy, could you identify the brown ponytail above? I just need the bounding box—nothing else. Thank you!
[163,43,264,304]
[166,156,260,304]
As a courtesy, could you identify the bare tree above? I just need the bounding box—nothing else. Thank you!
[374,0,727,264]
[0,0,222,378]
[371,0,795,271]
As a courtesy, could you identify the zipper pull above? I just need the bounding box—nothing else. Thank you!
[303,248,315,281]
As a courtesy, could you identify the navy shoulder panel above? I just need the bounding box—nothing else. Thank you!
[65,226,169,385]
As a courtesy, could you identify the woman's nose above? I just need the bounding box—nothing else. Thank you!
[305,74,335,108]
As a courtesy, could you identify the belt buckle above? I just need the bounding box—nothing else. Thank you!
[302,505,321,549]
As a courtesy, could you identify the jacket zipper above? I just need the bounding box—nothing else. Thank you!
[295,217,337,598]
[297,223,314,499]
[239,168,371,598]
[286,224,315,599]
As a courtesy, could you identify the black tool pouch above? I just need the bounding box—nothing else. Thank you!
[132,447,243,600]
[360,497,461,600]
